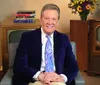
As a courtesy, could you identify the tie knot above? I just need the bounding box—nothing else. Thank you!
[46,35,51,39]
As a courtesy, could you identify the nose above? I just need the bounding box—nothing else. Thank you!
[48,19,52,24]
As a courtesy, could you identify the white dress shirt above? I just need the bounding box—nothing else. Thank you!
[33,28,67,82]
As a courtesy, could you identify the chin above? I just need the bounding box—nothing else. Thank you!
[45,28,55,34]
[47,31,54,35]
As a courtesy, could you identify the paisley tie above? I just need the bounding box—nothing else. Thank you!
[45,35,54,72]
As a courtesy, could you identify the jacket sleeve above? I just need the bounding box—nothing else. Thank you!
[64,37,79,85]
[13,32,38,81]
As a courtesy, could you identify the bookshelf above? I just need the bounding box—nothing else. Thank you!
[0,15,41,71]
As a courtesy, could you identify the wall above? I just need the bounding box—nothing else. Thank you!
[0,0,100,68]
[0,0,99,33]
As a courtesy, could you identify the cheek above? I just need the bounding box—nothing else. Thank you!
[42,20,48,25]
[40,19,43,26]
[41,21,46,27]
[54,22,58,26]
[40,18,46,25]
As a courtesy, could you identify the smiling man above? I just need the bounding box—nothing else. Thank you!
[12,4,78,85]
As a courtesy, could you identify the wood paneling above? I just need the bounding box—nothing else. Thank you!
[0,23,3,71]
[70,20,88,71]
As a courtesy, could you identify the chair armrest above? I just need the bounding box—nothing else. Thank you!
[0,69,13,85]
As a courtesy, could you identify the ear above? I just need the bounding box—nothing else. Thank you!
[57,20,59,26]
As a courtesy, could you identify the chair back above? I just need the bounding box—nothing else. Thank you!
[8,31,77,68]
[70,42,77,60]
[8,30,32,68]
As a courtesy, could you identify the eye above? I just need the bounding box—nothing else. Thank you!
[52,18,57,21]
[45,17,49,20]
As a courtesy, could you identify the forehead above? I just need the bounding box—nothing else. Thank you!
[42,10,58,18]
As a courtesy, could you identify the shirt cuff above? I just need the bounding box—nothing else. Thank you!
[60,74,68,83]
[33,71,41,80]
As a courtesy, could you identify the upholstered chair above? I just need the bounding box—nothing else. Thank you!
[0,30,85,85]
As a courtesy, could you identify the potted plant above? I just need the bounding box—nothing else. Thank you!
[68,0,98,21]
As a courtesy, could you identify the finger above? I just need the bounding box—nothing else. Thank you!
[44,75,52,83]
[44,80,51,85]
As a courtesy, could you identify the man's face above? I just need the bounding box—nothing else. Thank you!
[40,10,59,34]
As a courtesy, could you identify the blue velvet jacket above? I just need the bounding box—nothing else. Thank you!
[12,28,78,85]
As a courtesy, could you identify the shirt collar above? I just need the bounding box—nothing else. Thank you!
[41,27,53,38]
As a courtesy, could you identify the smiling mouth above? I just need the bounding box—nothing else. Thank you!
[46,25,54,29]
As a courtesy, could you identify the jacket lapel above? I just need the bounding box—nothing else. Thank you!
[33,28,42,68]
[54,31,61,73]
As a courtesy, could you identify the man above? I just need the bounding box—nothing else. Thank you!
[12,3,78,85]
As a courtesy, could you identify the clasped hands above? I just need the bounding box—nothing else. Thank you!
[38,72,64,85]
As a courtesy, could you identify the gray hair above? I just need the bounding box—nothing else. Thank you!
[41,3,60,20]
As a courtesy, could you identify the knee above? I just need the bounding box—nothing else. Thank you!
[28,81,44,85]
[51,82,66,85]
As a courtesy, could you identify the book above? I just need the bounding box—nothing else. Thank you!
[16,13,35,17]
[17,10,35,14]
[16,16,35,18]
[14,19,35,23]
[15,17,35,20]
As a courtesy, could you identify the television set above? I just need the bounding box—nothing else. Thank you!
[88,20,100,75]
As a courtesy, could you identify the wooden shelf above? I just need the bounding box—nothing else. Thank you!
[0,15,41,72]
[1,15,40,28]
